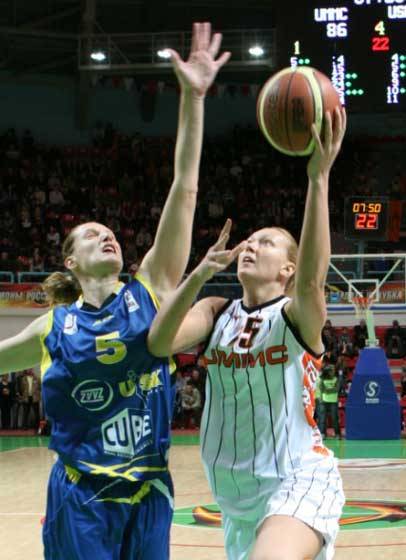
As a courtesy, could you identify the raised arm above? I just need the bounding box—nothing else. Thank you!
[286,107,346,353]
[148,220,245,357]
[138,22,230,298]
[0,313,49,374]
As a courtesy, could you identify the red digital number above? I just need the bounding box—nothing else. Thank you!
[372,37,390,52]
[355,213,378,230]
[355,213,367,230]
[366,214,378,229]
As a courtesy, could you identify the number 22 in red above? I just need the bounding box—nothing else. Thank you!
[372,37,390,52]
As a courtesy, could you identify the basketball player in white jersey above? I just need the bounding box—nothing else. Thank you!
[148,106,346,560]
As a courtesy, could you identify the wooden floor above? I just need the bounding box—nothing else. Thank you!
[0,443,406,559]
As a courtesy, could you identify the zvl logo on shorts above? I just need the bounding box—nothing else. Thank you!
[72,380,114,411]
[102,408,153,458]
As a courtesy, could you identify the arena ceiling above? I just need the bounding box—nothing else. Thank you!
[0,0,276,76]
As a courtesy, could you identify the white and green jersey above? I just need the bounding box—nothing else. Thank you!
[201,295,334,515]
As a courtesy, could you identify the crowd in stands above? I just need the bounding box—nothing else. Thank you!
[0,369,41,431]
[0,124,405,278]
[0,124,405,433]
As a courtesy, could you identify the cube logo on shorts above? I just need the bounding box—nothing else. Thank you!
[102,408,153,458]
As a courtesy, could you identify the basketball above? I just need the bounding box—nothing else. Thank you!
[256,66,341,156]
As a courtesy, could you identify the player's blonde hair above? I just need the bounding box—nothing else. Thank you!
[272,227,298,295]
[42,226,82,306]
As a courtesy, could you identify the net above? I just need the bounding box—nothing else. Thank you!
[352,295,379,348]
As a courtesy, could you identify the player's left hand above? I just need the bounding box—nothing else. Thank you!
[167,22,231,97]
[193,219,246,284]
[307,106,347,180]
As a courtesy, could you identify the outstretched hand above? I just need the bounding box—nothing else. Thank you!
[168,22,231,97]
[307,106,347,181]
[194,219,246,283]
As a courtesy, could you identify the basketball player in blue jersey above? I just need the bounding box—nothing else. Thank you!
[0,23,230,560]
[149,107,347,560]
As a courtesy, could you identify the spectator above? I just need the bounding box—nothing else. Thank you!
[46,225,61,247]
[20,207,32,231]
[0,373,13,429]
[337,326,354,357]
[45,253,60,272]
[49,184,65,208]
[322,319,338,357]
[32,185,47,206]
[385,320,406,359]
[353,318,368,352]
[11,372,24,429]
[30,247,45,272]
[181,380,202,429]
[175,370,186,394]
[173,371,186,428]
[189,366,206,406]
[135,225,152,250]
[335,355,348,397]
[318,364,341,438]
[20,369,41,430]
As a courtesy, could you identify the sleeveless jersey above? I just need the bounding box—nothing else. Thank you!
[201,295,330,510]
[40,276,175,484]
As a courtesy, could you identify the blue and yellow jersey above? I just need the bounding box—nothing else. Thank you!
[40,275,176,484]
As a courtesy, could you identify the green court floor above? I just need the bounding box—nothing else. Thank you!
[0,435,405,458]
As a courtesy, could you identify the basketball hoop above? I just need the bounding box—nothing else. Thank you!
[352,295,379,348]
[352,296,371,321]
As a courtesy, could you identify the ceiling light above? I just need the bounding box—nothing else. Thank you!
[248,45,264,57]
[157,49,171,59]
[90,51,106,62]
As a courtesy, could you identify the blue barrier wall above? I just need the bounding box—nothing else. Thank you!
[346,347,401,440]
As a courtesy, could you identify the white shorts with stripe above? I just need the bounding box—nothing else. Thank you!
[221,453,344,560]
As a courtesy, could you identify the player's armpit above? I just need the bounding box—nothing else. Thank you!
[0,313,49,374]
[284,288,326,356]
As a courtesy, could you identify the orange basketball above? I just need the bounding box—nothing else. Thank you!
[256,66,341,156]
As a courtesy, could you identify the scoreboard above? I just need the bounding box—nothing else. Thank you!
[276,0,406,112]
[344,197,389,239]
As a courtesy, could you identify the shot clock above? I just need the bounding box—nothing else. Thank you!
[276,1,406,112]
[344,197,389,239]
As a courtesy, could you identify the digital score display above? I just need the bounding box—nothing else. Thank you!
[276,1,406,112]
[344,197,389,239]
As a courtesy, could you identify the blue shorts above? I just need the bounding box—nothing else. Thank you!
[43,460,173,560]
